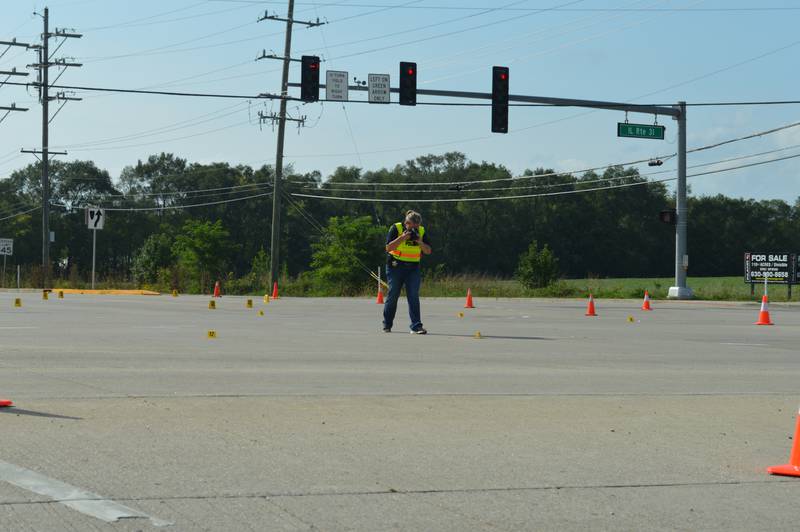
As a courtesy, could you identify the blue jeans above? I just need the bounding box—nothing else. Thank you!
[383,265,422,331]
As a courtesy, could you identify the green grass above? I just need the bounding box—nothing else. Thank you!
[416,275,797,302]
[16,272,794,302]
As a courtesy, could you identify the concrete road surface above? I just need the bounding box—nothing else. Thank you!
[0,293,798,531]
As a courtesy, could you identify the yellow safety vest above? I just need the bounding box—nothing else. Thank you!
[388,222,425,263]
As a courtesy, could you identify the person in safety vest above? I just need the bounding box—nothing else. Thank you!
[383,210,432,334]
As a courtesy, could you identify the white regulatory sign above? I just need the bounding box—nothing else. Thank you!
[86,208,105,230]
[0,238,12,256]
[326,70,348,101]
[368,73,390,104]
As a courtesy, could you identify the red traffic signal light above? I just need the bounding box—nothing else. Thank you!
[399,61,417,106]
[491,66,509,133]
[301,55,320,102]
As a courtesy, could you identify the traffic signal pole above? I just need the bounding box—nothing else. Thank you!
[291,81,692,298]
[669,102,692,299]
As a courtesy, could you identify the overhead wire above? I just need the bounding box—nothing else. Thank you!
[290,151,800,203]
[52,190,274,212]
[49,101,250,150]
[287,118,800,187]
[424,0,683,84]
[308,143,800,194]
[206,2,800,12]
[0,206,39,222]
[281,190,385,286]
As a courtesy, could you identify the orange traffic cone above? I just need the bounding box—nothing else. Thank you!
[213,281,221,298]
[641,290,652,311]
[376,289,384,304]
[585,294,598,317]
[767,407,800,477]
[0,398,12,408]
[755,295,773,325]
[464,288,475,309]
[271,281,279,300]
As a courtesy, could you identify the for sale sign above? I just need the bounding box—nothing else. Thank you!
[744,252,796,284]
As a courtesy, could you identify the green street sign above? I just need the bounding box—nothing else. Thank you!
[617,122,665,140]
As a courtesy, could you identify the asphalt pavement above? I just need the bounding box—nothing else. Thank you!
[0,293,799,531]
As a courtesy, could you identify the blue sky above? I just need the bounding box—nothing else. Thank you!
[1,0,799,201]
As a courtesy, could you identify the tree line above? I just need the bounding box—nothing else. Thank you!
[1,151,798,292]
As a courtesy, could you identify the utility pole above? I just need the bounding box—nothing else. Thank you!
[257,3,323,287]
[22,7,82,289]
[271,0,293,287]
[40,9,50,290]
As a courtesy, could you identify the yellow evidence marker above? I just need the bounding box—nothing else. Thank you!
[208,300,216,310]
[246,299,253,309]
[172,289,178,297]
[263,294,270,304]
[42,290,49,300]
[207,330,217,339]
[457,312,464,318]
[627,315,635,323]
[14,298,22,308]
[58,290,64,299]
[258,310,265,316]
[473,331,482,339]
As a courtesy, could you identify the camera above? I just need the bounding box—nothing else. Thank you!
[406,228,419,243]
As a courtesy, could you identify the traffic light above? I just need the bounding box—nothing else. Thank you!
[491,66,509,133]
[659,209,677,225]
[300,55,320,102]
[399,61,417,106]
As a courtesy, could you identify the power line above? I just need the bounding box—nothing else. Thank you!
[308,143,800,194]
[3,80,279,100]
[0,206,39,222]
[53,190,274,212]
[11,79,800,112]
[290,151,800,203]
[288,118,800,187]
[50,101,249,150]
[281,190,384,285]
[208,2,800,13]
[67,118,252,152]
[81,2,260,32]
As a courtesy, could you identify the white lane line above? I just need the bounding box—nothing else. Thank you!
[0,327,38,330]
[720,342,770,347]
[0,460,172,527]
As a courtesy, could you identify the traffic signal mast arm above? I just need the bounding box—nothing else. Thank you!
[287,82,680,117]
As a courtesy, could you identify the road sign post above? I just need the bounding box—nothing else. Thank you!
[86,208,105,289]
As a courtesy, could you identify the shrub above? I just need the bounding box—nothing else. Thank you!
[516,240,560,289]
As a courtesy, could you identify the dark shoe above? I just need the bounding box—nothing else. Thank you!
[383,327,392,333]
[410,327,427,335]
